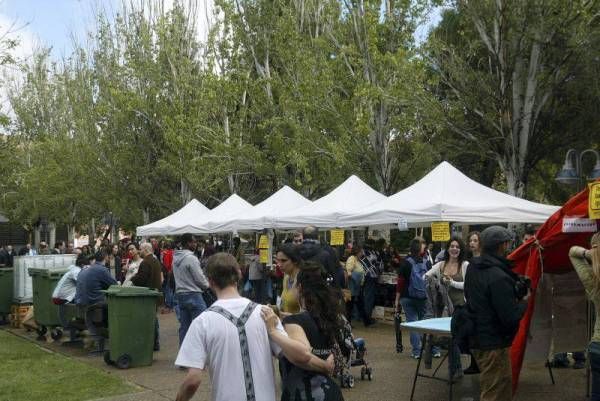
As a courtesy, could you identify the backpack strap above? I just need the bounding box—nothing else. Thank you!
[207,302,258,401]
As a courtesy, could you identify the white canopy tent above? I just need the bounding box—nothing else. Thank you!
[211,185,312,233]
[273,175,386,229]
[336,161,560,227]
[171,193,253,234]
[136,199,210,236]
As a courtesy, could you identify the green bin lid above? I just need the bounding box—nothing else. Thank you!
[101,285,160,297]
[28,267,69,278]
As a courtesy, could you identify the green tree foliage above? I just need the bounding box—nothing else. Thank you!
[425,0,600,197]
[2,0,597,234]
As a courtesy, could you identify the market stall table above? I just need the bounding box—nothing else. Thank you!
[401,317,454,401]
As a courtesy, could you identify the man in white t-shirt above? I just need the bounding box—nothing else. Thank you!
[175,253,334,401]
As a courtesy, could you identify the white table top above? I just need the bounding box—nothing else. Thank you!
[400,317,451,335]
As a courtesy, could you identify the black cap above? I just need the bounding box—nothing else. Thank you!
[481,226,513,251]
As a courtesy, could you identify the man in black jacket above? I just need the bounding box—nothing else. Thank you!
[464,226,529,401]
[298,226,345,288]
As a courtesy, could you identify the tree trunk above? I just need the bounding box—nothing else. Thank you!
[89,218,96,249]
[142,208,150,225]
[34,226,41,249]
[500,155,525,197]
[223,108,236,194]
[180,178,192,206]
[66,225,75,243]
[49,222,56,249]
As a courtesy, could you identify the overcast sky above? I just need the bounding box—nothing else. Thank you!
[0,0,439,63]
[0,0,217,62]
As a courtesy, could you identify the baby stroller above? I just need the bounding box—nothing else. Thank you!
[336,317,373,388]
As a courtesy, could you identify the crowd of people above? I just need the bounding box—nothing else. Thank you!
[2,223,600,401]
[48,240,165,351]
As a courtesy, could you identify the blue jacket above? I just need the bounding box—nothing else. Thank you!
[75,262,117,305]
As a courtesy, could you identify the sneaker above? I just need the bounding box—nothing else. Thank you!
[573,360,586,370]
[411,354,421,359]
[433,351,442,358]
[549,358,569,368]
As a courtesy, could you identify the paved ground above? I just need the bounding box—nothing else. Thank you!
[5,312,589,401]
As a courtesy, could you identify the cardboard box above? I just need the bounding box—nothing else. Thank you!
[372,306,395,324]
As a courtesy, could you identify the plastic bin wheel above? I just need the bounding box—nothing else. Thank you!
[50,328,63,341]
[116,354,132,369]
[367,367,373,381]
[103,351,113,366]
[36,326,48,339]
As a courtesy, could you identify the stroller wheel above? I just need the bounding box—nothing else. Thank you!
[367,367,373,381]
[361,367,366,380]
[347,375,355,388]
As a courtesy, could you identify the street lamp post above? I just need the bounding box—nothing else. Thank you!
[555,148,600,191]
[554,148,600,398]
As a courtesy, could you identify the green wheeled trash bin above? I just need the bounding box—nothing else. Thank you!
[28,267,68,338]
[0,268,13,322]
[103,285,160,369]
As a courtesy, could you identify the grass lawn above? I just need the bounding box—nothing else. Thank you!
[0,329,139,401]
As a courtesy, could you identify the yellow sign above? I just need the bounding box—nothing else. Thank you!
[589,182,600,220]
[259,249,269,263]
[330,229,345,246]
[431,222,450,242]
[258,235,269,249]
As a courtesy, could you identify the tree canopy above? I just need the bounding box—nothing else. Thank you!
[1,0,597,235]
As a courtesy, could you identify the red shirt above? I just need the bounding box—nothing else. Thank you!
[161,249,174,272]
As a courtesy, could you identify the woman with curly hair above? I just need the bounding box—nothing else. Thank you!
[262,260,344,401]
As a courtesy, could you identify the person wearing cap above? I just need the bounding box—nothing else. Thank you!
[464,226,529,401]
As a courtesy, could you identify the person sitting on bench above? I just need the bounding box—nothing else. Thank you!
[75,250,117,349]
[53,254,88,330]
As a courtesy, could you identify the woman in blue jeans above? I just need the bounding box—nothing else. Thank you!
[569,233,600,400]
[395,237,431,358]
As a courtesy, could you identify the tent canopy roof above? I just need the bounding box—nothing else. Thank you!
[274,175,386,229]
[136,199,209,236]
[337,161,559,227]
[137,162,560,236]
[212,185,311,232]
[171,193,253,234]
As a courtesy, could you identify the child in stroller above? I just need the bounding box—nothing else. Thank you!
[335,317,373,388]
